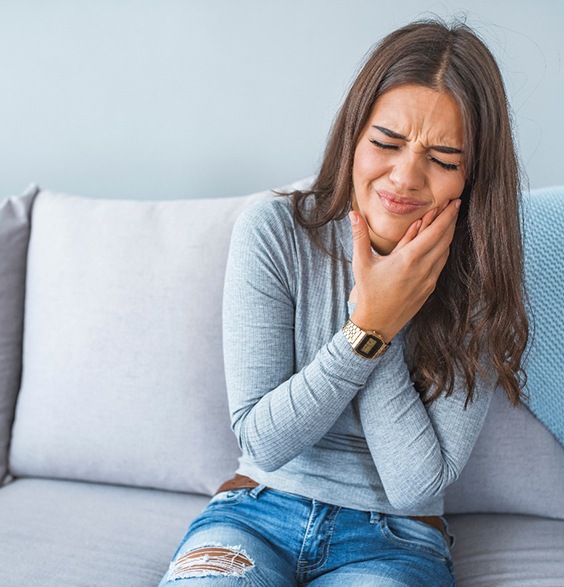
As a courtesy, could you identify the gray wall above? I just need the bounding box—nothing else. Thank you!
[1,0,562,200]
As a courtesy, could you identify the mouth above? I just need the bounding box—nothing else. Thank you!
[377,190,429,216]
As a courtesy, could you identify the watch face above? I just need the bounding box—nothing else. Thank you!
[356,334,384,358]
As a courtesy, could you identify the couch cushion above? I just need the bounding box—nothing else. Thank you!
[0,185,39,484]
[447,513,564,586]
[445,386,564,519]
[1,479,562,587]
[9,186,283,494]
[0,478,208,586]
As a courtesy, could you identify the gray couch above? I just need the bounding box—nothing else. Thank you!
[1,181,563,587]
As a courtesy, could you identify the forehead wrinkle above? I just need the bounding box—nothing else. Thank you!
[373,120,462,154]
[369,85,464,153]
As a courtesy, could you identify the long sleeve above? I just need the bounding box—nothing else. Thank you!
[221,195,493,515]
[356,330,494,510]
[222,200,379,472]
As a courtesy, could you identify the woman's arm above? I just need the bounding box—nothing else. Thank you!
[355,339,494,510]
[223,200,379,472]
[348,199,493,510]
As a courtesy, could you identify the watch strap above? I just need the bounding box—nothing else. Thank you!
[342,319,390,359]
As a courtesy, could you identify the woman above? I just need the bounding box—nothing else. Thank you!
[159,19,528,586]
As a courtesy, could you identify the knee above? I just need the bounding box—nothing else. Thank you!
[166,544,255,580]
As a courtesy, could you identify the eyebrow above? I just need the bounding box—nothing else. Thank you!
[372,125,463,154]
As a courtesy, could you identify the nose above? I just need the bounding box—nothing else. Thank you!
[389,150,426,192]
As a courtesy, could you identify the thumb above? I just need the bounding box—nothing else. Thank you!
[349,211,373,268]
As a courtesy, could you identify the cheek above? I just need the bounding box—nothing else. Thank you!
[353,147,384,182]
[436,175,465,204]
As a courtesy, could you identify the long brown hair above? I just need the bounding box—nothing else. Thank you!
[291,19,529,407]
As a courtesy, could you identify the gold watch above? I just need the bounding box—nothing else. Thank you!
[342,319,390,359]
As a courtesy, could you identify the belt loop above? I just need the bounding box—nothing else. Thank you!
[441,516,456,548]
[249,484,267,499]
[369,511,382,524]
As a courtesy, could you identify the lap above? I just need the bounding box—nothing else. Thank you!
[158,487,455,587]
[158,488,295,587]
[158,523,294,587]
[305,557,453,587]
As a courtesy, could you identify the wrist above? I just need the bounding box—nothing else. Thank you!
[349,309,393,344]
[342,319,391,359]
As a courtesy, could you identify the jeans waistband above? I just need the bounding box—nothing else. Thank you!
[215,474,448,540]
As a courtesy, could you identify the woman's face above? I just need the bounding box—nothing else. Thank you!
[352,84,466,254]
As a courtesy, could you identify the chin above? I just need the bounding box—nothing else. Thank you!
[369,218,410,247]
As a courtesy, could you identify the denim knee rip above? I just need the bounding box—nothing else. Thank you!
[166,542,255,580]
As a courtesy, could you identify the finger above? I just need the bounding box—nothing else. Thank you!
[432,204,459,251]
[405,199,460,257]
[395,218,422,251]
[349,211,375,269]
[417,207,439,234]
[419,246,451,304]
[428,247,451,281]
[421,215,457,269]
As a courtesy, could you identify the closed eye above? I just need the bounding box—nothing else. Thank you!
[370,138,460,171]
[429,156,459,172]
[369,139,399,150]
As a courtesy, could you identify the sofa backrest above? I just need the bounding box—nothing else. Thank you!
[6,182,564,517]
[0,186,39,484]
[9,189,267,495]
[8,179,313,496]
[444,386,564,519]
[446,185,564,519]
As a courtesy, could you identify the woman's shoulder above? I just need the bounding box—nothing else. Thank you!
[232,189,347,260]
[238,193,295,223]
[232,192,305,243]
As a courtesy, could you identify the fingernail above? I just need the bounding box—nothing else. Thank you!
[455,199,461,209]
[349,211,359,225]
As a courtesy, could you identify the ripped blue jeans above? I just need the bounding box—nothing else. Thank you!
[158,485,456,586]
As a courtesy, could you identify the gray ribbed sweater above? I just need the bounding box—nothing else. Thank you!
[222,195,493,516]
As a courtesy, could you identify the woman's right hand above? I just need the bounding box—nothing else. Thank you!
[349,198,461,343]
